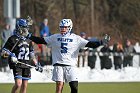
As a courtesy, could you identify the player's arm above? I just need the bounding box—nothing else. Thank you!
[29,42,37,64]
[29,36,47,44]
[30,51,38,65]
[85,41,102,48]
[85,34,110,48]
[1,47,18,64]
[1,37,15,58]
[29,41,43,71]
[2,42,19,64]
[30,49,43,72]
[1,48,11,57]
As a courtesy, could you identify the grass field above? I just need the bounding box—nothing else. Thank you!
[1,82,140,93]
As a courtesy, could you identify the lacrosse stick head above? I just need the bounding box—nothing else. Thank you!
[27,16,33,25]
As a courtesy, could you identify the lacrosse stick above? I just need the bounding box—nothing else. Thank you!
[1,36,23,58]
[16,61,50,73]
[17,61,35,68]
[27,16,33,25]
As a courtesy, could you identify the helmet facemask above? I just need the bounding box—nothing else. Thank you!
[59,19,73,36]
[18,26,29,37]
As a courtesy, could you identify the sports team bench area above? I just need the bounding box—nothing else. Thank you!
[1,82,140,93]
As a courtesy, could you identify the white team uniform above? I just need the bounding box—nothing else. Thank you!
[44,33,89,82]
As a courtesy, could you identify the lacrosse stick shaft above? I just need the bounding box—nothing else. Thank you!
[16,61,47,72]
[17,61,35,68]
[11,36,23,52]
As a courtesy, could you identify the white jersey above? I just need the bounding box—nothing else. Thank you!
[44,33,89,66]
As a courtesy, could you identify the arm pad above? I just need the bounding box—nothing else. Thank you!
[85,41,102,48]
[30,36,47,44]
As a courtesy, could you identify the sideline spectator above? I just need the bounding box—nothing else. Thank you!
[88,48,97,69]
[99,44,112,70]
[78,32,88,67]
[39,18,51,64]
[0,24,12,72]
[1,24,12,47]
[123,39,136,67]
[87,38,98,69]
[113,42,123,70]
[40,18,51,37]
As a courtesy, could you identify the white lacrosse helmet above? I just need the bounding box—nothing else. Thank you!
[59,19,73,35]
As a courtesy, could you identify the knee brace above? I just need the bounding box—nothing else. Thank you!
[69,81,78,93]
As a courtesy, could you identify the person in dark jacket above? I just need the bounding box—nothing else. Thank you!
[0,24,12,72]
[99,44,112,70]
[87,38,98,70]
[88,48,97,69]
[113,42,123,70]
[78,32,88,67]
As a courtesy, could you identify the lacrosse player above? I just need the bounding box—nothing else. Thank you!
[28,19,110,93]
[1,18,43,93]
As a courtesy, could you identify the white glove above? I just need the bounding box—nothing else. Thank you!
[102,34,110,45]
[11,54,18,64]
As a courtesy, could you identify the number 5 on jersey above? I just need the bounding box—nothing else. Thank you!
[61,43,68,53]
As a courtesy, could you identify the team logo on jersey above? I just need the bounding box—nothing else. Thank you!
[18,41,29,47]
[57,38,73,42]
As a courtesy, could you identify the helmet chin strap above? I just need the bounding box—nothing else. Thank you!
[61,31,71,36]
[61,32,67,36]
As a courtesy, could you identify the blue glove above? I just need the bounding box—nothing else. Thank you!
[35,62,43,73]
[101,34,110,45]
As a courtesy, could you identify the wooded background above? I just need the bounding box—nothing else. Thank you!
[0,0,140,45]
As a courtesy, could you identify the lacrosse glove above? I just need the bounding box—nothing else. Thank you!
[101,34,110,45]
[11,53,18,64]
[35,62,43,73]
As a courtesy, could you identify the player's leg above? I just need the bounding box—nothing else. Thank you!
[82,55,85,67]
[52,66,64,93]
[123,61,127,67]
[20,80,28,93]
[129,60,133,66]
[11,78,22,93]
[11,67,23,93]
[69,81,78,93]
[56,81,64,93]
[20,68,31,93]
[65,66,78,93]
[78,53,82,67]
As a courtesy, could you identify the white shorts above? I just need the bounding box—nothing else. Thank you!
[52,66,78,83]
